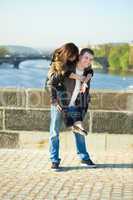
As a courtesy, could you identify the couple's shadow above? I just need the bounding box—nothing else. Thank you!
[57,163,133,172]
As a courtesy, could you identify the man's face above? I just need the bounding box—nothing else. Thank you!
[79,52,94,68]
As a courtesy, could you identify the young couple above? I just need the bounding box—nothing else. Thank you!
[46,43,96,171]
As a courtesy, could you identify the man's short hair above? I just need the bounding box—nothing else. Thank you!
[80,48,94,56]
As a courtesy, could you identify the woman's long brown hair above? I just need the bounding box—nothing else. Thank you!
[48,43,79,77]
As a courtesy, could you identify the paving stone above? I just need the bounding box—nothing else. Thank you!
[0,148,132,200]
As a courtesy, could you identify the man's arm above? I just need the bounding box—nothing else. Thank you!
[84,67,94,76]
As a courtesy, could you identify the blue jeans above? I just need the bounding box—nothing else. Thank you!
[63,106,86,127]
[49,104,90,163]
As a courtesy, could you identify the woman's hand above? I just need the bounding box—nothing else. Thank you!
[80,82,88,93]
[79,75,86,82]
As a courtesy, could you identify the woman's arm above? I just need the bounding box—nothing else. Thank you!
[47,68,62,104]
[69,67,94,83]
[83,68,94,87]
[69,72,86,82]
[84,73,93,84]
[80,73,93,93]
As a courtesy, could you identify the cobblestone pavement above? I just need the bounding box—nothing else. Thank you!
[0,148,133,200]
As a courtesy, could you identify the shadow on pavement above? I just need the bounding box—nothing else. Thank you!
[57,163,133,172]
[96,163,133,168]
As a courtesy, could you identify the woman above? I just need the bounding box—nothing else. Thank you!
[47,42,83,106]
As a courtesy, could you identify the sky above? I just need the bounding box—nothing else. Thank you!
[0,0,133,49]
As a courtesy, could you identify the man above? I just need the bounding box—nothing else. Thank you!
[46,48,96,171]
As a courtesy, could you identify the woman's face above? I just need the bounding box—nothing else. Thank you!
[79,52,94,68]
[68,55,77,62]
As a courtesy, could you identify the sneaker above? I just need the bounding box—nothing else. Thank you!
[80,159,96,168]
[72,125,88,136]
[51,162,60,171]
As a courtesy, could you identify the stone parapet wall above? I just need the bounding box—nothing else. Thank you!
[0,88,132,137]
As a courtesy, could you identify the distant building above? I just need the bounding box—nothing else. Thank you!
[129,41,133,46]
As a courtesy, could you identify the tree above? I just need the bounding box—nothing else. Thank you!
[108,44,129,71]
[94,44,112,57]
[120,51,129,71]
[89,43,130,71]
[109,48,121,70]
[0,47,9,57]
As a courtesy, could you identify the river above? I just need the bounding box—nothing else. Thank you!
[0,60,133,90]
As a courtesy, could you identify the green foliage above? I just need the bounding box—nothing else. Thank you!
[108,49,121,70]
[120,51,129,71]
[95,47,105,57]
[93,43,130,71]
[94,44,112,57]
[109,44,129,71]
[0,47,9,57]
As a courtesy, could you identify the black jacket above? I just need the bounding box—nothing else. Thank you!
[46,64,94,113]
